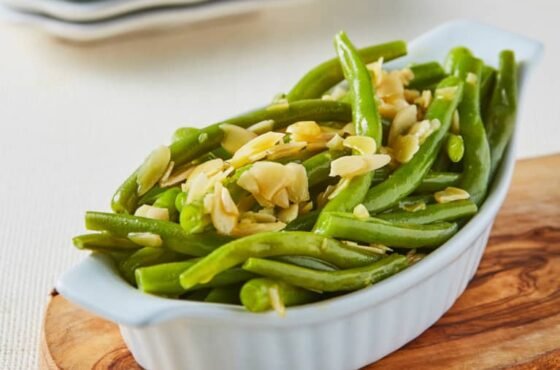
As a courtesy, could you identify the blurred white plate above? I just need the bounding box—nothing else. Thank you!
[0,0,305,42]
[0,0,209,22]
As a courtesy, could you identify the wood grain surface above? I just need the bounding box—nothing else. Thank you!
[41,154,560,370]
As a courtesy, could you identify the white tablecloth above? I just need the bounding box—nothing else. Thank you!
[1,0,558,368]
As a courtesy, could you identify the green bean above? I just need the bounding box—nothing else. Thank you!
[315,212,458,248]
[452,55,491,205]
[287,40,407,101]
[137,185,168,206]
[72,233,141,252]
[204,286,242,304]
[111,99,353,214]
[119,247,182,284]
[444,47,472,73]
[242,254,408,292]
[480,65,496,116]
[285,210,320,231]
[179,231,381,289]
[85,211,231,256]
[135,259,255,296]
[179,202,209,234]
[172,127,201,143]
[408,61,447,90]
[485,50,517,178]
[334,31,382,146]
[240,278,321,312]
[153,187,181,221]
[363,76,464,213]
[274,256,337,271]
[414,172,460,193]
[377,199,477,224]
[175,191,187,212]
[303,150,345,188]
[446,133,465,163]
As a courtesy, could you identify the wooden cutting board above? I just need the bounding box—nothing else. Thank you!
[41,154,560,370]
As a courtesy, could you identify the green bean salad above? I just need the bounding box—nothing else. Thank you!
[73,32,518,315]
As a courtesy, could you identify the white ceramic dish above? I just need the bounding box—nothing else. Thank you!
[0,0,305,42]
[57,20,542,370]
[0,0,208,22]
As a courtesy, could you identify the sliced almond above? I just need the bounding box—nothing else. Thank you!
[220,186,239,216]
[237,171,260,194]
[286,121,322,142]
[203,193,214,214]
[389,104,417,146]
[266,142,306,160]
[404,89,421,103]
[128,232,162,248]
[340,122,356,136]
[414,90,432,110]
[377,71,404,99]
[277,204,299,223]
[134,204,169,221]
[220,124,257,154]
[366,57,384,85]
[229,132,285,168]
[136,146,171,196]
[393,135,420,163]
[399,68,415,86]
[187,158,225,183]
[247,161,290,200]
[247,119,275,134]
[343,135,377,155]
[272,188,290,208]
[434,187,470,203]
[186,172,210,203]
[330,154,391,178]
[352,204,370,220]
[211,182,238,235]
[285,163,310,203]
[326,134,345,151]
[159,163,194,188]
[241,211,277,223]
[159,161,175,186]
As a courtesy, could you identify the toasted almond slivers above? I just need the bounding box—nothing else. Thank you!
[285,163,310,203]
[247,161,290,200]
[404,89,421,103]
[377,71,404,99]
[237,171,260,194]
[272,188,290,209]
[466,72,478,85]
[187,158,225,182]
[344,135,377,155]
[352,204,370,220]
[269,285,286,317]
[220,186,239,216]
[203,193,214,214]
[128,232,162,248]
[266,142,306,160]
[326,134,345,151]
[220,124,257,154]
[186,172,209,203]
[389,104,417,146]
[286,121,322,142]
[278,204,299,223]
[247,119,275,134]
[399,68,415,86]
[231,221,286,237]
[159,163,194,188]
[366,57,384,85]
[379,98,410,120]
[134,204,169,221]
[159,161,175,186]
[393,135,420,163]
[229,132,285,168]
[211,182,238,235]
[436,86,458,100]
[306,141,328,152]
[414,90,432,110]
[137,146,171,196]
[408,120,432,141]
[330,154,391,178]
[241,211,277,223]
[434,187,470,203]
[340,122,356,136]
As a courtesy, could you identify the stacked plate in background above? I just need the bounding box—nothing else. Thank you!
[0,0,306,42]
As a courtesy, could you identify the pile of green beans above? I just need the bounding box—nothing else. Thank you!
[73,31,518,314]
